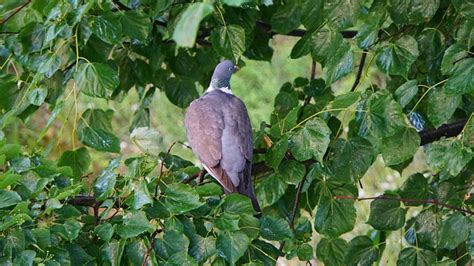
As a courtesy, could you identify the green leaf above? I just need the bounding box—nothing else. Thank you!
[376,36,419,77]
[290,32,312,59]
[102,239,126,266]
[221,193,255,216]
[189,235,216,263]
[316,238,348,266]
[215,213,240,232]
[441,43,468,75]
[211,25,246,61]
[0,172,21,189]
[77,109,120,153]
[425,139,472,176]
[216,231,250,265]
[279,160,306,185]
[405,209,438,248]
[172,3,214,47]
[0,190,21,208]
[324,0,359,30]
[0,75,19,112]
[355,1,386,49]
[310,30,332,66]
[396,247,436,266]
[345,236,379,266]
[327,137,375,182]
[445,58,474,94]
[416,29,445,73]
[301,0,324,31]
[297,243,314,261]
[90,14,122,44]
[125,179,153,210]
[381,127,420,165]
[265,135,288,169]
[165,252,197,266]
[164,183,204,214]
[52,219,82,241]
[116,210,154,238]
[130,127,162,156]
[239,214,260,240]
[163,230,190,255]
[222,0,253,6]
[388,0,440,25]
[31,228,51,249]
[394,80,418,108]
[315,197,356,237]
[75,62,119,98]
[164,77,199,108]
[27,87,47,106]
[255,173,288,208]
[325,35,354,84]
[13,250,36,266]
[196,183,223,197]
[38,100,65,141]
[270,0,302,34]
[95,222,114,242]
[57,147,91,178]
[126,239,155,265]
[399,174,429,206]
[93,157,121,200]
[328,91,360,115]
[358,91,406,138]
[289,117,331,162]
[120,10,150,41]
[368,194,406,230]
[438,212,471,250]
[260,216,293,241]
[427,87,461,128]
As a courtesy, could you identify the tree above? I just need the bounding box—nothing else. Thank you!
[0,0,473,265]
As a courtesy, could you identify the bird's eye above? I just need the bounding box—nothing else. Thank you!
[228,66,234,72]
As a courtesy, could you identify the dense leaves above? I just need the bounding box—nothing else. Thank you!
[0,0,473,265]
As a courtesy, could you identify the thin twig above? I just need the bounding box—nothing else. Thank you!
[299,61,317,121]
[142,228,163,266]
[0,0,31,25]
[351,49,368,91]
[155,142,176,197]
[335,195,474,216]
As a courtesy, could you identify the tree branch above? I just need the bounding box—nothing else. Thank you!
[0,0,31,25]
[335,195,474,216]
[351,49,368,91]
[419,118,467,145]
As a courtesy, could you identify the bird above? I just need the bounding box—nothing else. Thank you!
[184,60,261,213]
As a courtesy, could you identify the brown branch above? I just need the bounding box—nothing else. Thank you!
[142,228,163,266]
[419,119,467,145]
[0,0,31,25]
[335,195,474,216]
[351,49,368,91]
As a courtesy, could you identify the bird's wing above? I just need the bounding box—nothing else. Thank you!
[227,97,253,162]
[184,97,237,193]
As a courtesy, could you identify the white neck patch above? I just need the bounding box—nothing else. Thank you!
[206,85,233,95]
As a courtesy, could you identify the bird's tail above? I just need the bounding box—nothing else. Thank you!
[237,162,261,215]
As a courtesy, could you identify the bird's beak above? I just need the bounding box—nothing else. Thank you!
[233,65,240,73]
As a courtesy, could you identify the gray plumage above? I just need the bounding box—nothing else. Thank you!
[184,60,261,213]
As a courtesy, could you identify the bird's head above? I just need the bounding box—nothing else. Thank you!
[210,60,238,89]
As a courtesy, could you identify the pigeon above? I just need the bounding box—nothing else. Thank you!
[184,60,261,213]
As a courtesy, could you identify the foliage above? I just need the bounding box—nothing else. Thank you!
[0,0,473,265]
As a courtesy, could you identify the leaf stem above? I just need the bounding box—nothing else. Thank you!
[409,79,448,114]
